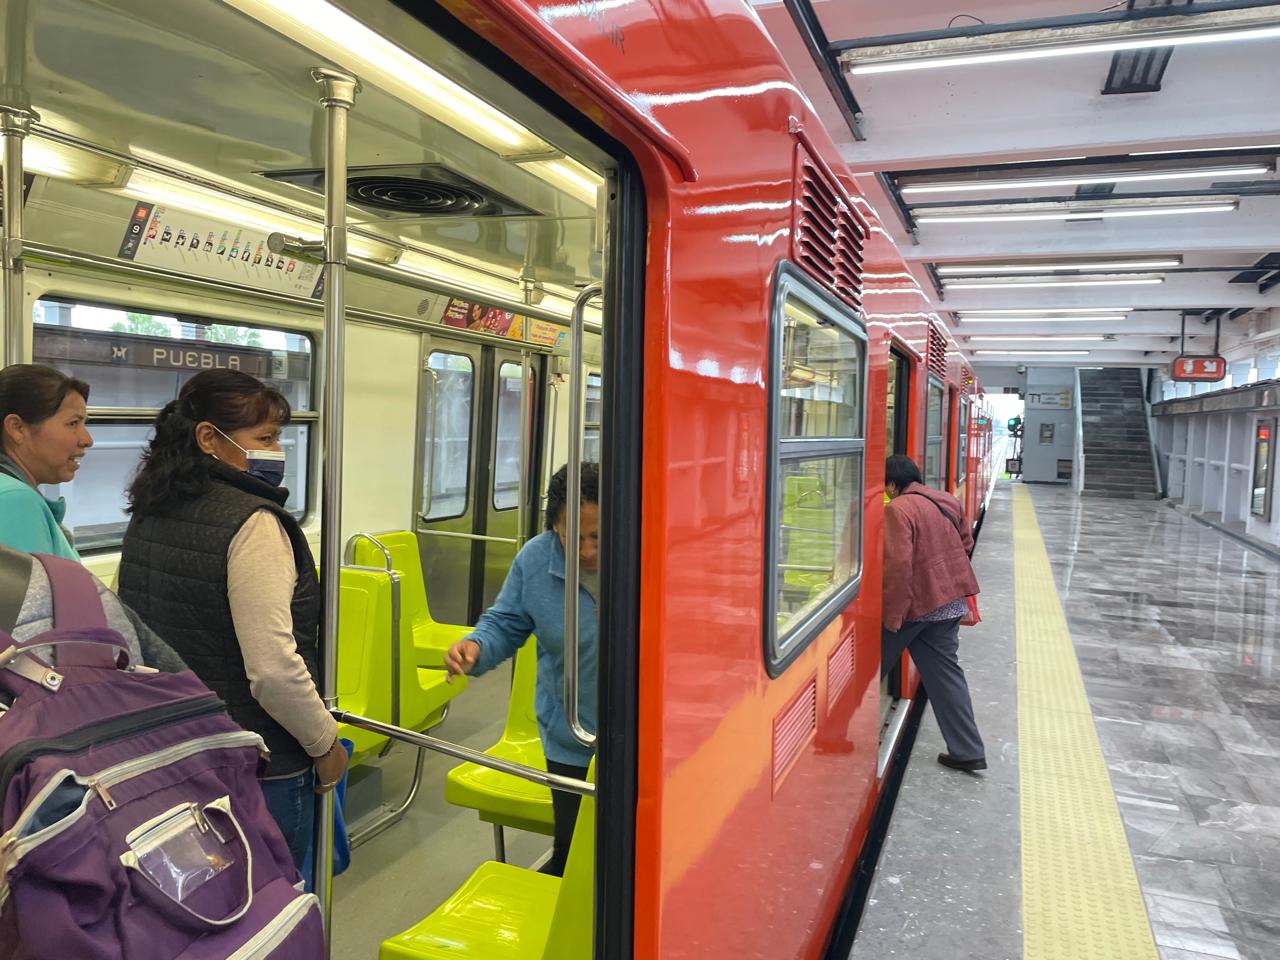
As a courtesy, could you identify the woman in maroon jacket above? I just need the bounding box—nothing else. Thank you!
[882,455,986,772]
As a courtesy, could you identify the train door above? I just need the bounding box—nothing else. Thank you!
[886,348,910,456]
[416,337,540,626]
[924,375,947,489]
[955,394,970,515]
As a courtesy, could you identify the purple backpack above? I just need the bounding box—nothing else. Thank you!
[0,554,325,960]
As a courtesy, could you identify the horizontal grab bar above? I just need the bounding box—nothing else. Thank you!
[331,709,594,797]
[414,526,520,545]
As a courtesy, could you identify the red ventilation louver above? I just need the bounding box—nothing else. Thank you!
[793,145,866,310]
[927,323,949,378]
[773,678,817,786]
[827,634,856,709]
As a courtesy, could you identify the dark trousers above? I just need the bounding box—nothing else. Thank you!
[541,759,590,877]
[260,770,316,871]
[882,617,985,762]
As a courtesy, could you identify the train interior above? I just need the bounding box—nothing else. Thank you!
[4,0,624,954]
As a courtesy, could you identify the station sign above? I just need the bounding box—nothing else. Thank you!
[1171,355,1227,383]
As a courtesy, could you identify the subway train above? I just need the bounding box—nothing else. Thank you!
[0,0,996,957]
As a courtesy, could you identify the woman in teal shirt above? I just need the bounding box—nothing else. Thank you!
[0,364,94,560]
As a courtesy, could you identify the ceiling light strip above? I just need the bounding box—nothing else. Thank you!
[901,165,1270,196]
[944,277,1163,289]
[917,202,1237,223]
[937,258,1180,275]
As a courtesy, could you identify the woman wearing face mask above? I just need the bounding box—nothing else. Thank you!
[444,462,599,877]
[0,364,94,559]
[118,369,346,869]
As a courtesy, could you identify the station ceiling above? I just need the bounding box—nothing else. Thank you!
[751,0,1280,370]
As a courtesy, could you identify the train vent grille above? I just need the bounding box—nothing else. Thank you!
[773,678,817,785]
[927,324,949,378]
[794,149,866,310]
[827,635,856,708]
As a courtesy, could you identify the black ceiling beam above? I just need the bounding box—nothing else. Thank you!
[781,0,866,141]
[828,0,1280,54]
[1101,0,1191,95]
[874,172,918,239]
[1260,271,1280,294]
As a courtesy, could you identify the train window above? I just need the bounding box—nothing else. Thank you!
[955,398,969,485]
[886,351,910,456]
[493,362,523,510]
[924,378,946,488]
[767,269,866,674]
[31,298,313,552]
[584,372,603,463]
[1253,418,1275,520]
[422,352,475,521]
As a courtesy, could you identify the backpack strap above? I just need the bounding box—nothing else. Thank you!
[31,553,116,668]
[0,547,32,635]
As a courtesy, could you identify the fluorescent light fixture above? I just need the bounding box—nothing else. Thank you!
[917,202,1237,223]
[121,168,401,263]
[960,315,1129,324]
[958,307,1131,314]
[22,137,127,185]
[937,258,1180,275]
[974,350,1091,356]
[514,157,603,206]
[901,164,1269,196]
[845,13,1280,75]
[944,276,1163,289]
[1131,143,1280,156]
[219,0,553,158]
[969,335,1106,342]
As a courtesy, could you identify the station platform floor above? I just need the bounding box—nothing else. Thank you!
[851,481,1280,960]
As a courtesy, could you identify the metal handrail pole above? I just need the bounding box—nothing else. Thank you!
[310,67,359,952]
[331,709,595,796]
[564,284,602,749]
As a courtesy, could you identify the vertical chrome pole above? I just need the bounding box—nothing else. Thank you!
[0,106,35,366]
[564,284,601,749]
[310,67,358,952]
[517,351,530,544]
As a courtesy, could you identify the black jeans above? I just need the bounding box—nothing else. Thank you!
[541,759,590,877]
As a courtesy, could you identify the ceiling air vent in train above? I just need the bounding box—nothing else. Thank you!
[262,164,538,218]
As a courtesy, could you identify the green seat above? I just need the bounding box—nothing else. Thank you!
[781,475,835,600]
[445,640,553,837]
[379,762,595,960]
[351,532,471,669]
[330,566,467,768]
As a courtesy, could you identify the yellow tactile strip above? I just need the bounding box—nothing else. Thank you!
[1013,485,1159,960]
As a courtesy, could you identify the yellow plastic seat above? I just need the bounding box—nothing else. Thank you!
[445,640,553,837]
[781,474,835,599]
[330,566,467,768]
[379,763,595,960]
[351,532,471,669]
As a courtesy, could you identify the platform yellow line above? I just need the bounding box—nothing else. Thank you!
[1013,485,1158,960]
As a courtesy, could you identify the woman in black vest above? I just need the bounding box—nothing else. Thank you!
[119,369,347,870]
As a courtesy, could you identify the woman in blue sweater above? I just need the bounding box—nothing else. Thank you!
[445,462,598,877]
[0,365,94,559]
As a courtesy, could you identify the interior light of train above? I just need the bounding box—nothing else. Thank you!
[845,21,1280,75]
[968,335,1107,342]
[119,169,402,264]
[959,316,1130,324]
[1130,143,1280,155]
[974,350,1092,356]
[916,202,1238,223]
[21,138,127,185]
[514,158,603,207]
[937,259,1181,275]
[944,277,1164,289]
[219,0,554,158]
[900,165,1271,196]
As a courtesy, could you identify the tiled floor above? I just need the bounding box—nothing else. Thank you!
[1032,484,1279,960]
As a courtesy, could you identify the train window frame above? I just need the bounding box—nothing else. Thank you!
[491,360,524,512]
[29,296,316,553]
[764,263,867,678]
[924,376,946,489]
[886,349,911,456]
[420,350,477,523]
[1252,417,1275,521]
[955,396,969,486]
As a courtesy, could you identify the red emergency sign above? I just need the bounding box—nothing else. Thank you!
[1171,355,1227,383]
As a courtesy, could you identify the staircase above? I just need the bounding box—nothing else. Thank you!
[1078,368,1160,500]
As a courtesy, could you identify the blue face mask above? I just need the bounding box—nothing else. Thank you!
[214,427,287,487]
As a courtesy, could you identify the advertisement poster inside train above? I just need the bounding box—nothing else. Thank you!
[441,297,528,342]
[118,202,324,299]
[526,319,568,349]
